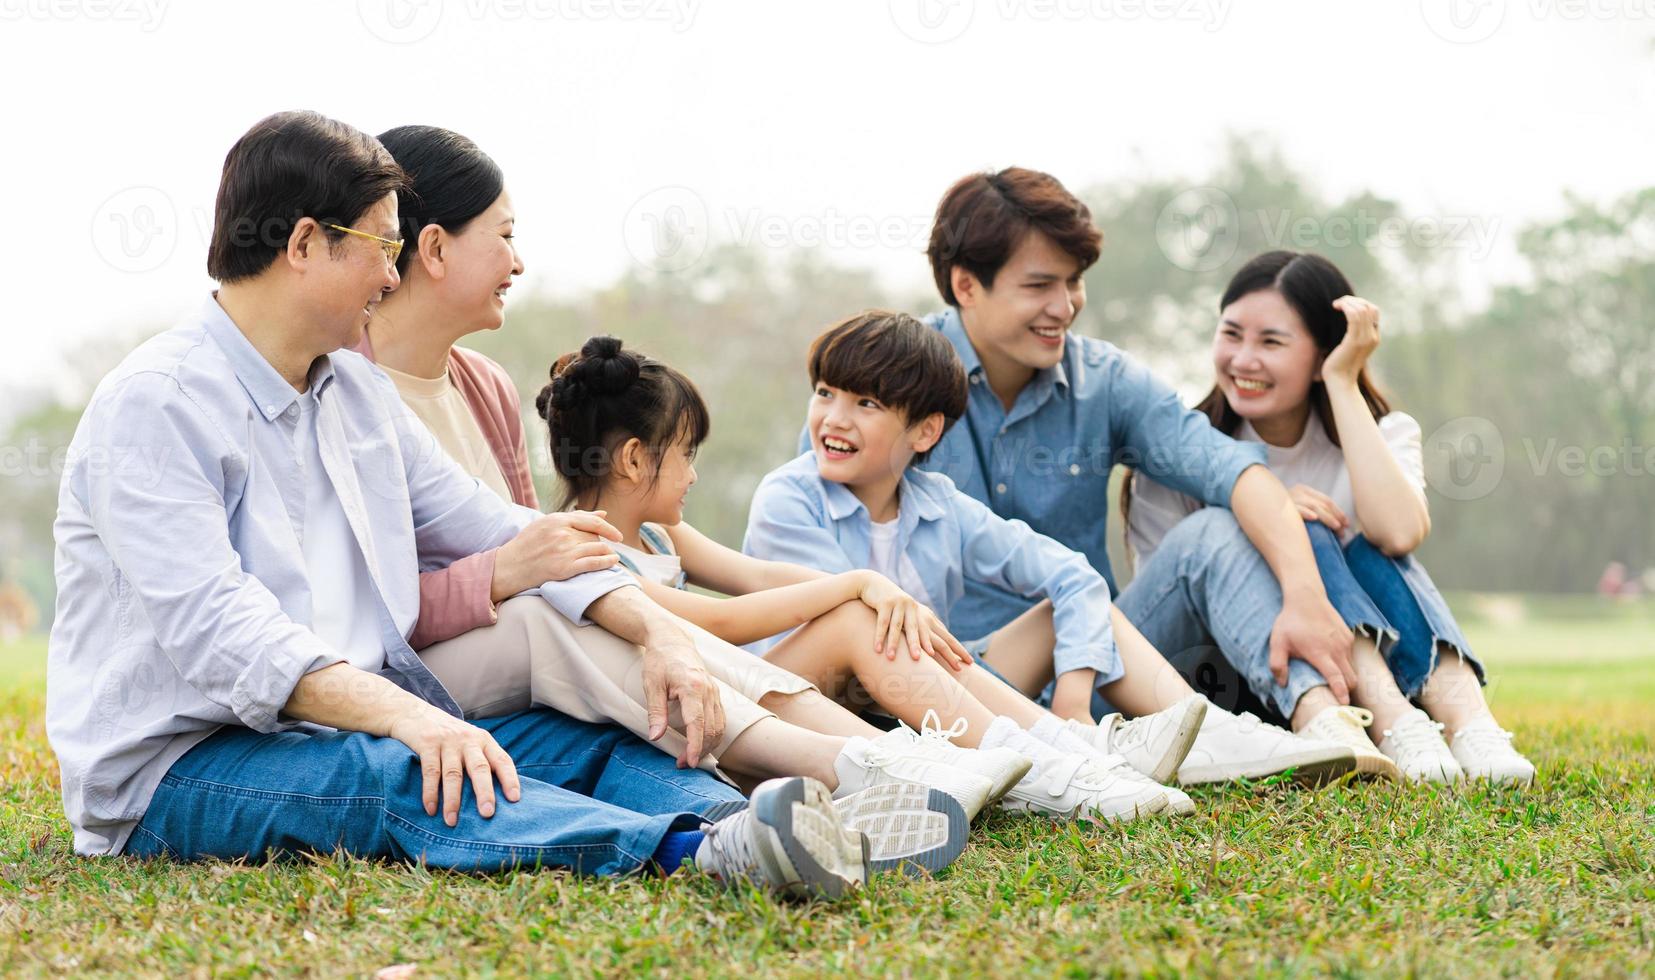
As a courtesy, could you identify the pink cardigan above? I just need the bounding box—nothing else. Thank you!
[352,334,539,650]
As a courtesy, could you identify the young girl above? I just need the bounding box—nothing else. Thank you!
[1127,250,1535,785]
[540,335,1198,822]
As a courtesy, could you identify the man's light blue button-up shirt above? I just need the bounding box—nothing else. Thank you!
[47,296,631,856]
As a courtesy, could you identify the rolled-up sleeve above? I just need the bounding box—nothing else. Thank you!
[384,380,630,626]
[1108,355,1267,507]
[83,374,342,732]
[950,485,1120,683]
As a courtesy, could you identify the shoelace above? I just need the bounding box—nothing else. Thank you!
[1308,706,1376,746]
[912,709,969,746]
[697,810,761,882]
[1381,713,1449,757]
[1453,724,1516,756]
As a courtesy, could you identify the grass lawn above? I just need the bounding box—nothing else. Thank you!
[1,597,1652,977]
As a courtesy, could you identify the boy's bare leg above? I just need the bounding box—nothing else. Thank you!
[1418,651,1498,736]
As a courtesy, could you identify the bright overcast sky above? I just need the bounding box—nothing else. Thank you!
[2,0,1651,393]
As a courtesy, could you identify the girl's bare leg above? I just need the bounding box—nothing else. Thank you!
[717,715,852,791]
[1350,635,1414,736]
[763,601,1011,748]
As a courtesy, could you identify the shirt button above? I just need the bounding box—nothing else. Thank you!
[263,404,276,415]
[284,405,299,420]
[1069,463,1081,476]
[970,375,981,385]
[995,483,1008,495]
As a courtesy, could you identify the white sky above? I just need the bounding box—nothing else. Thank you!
[2,0,1652,395]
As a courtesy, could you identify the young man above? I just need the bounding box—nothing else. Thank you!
[758,312,1356,791]
[45,111,878,897]
[888,167,1372,777]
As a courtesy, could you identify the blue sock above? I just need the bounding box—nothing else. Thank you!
[650,830,705,876]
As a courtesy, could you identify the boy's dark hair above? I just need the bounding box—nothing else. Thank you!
[376,125,505,276]
[536,336,711,510]
[207,111,407,283]
[926,167,1103,307]
[807,310,967,463]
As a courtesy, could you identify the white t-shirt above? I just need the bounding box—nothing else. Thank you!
[1126,411,1426,571]
[295,390,386,672]
[868,517,936,612]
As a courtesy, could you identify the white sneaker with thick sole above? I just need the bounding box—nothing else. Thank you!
[1298,706,1402,781]
[986,718,1168,822]
[1378,709,1464,784]
[696,777,868,899]
[834,736,995,821]
[1450,720,1536,785]
[874,711,1034,804]
[1178,708,1359,786]
[1063,695,1208,784]
[833,780,969,877]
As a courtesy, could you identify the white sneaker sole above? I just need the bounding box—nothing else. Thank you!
[1140,696,1209,784]
[834,781,969,877]
[999,788,1169,823]
[1178,745,1359,787]
[749,777,870,899]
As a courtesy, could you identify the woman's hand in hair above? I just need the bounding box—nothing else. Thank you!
[857,572,973,672]
[1288,484,1349,533]
[1321,296,1381,388]
[491,510,624,604]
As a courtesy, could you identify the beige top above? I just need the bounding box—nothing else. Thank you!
[378,362,515,504]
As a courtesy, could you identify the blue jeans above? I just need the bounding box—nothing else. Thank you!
[124,708,747,876]
[1116,510,1483,721]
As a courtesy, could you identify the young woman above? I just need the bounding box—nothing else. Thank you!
[1126,250,1534,785]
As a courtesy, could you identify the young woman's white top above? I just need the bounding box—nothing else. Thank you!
[1127,411,1425,571]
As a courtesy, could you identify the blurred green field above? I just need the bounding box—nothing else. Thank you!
[1,595,1651,977]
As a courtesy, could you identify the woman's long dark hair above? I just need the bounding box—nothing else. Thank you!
[1121,250,1391,544]
[376,125,504,276]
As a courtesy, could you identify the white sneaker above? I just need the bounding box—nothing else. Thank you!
[833,780,970,877]
[1179,708,1359,786]
[1450,720,1536,786]
[834,736,995,821]
[696,777,868,899]
[1378,709,1464,784]
[875,711,1034,804]
[985,718,1168,823]
[1162,784,1197,816]
[1299,706,1402,781]
[1063,695,1208,784]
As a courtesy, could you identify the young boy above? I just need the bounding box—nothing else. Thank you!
[752,311,1358,788]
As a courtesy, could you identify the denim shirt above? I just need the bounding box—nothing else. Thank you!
[743,452,1120,682]
[889,308,1265,641]
[46,296,631,856]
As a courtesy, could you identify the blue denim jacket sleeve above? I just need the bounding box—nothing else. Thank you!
[375,372,632,626]
[1107,353,1266,506]
[946,480,1120,682]
[81,373,344,733]
[742,472,857,575]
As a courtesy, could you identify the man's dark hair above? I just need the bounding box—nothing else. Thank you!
[376,125,505,276]
[926,167,1103,307]
[807,310,967,463]
[207,110,407,283]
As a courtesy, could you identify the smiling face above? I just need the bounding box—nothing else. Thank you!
[312,192,402,351]
[806,383,941,492]
[440,188,523,332]
[632,437,699,527]
[1212,287,1323,424]
[955,230,1086,376]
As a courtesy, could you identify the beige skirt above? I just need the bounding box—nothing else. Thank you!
[417,595,816,774]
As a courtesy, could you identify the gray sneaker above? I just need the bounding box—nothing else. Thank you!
[695,777,869,899]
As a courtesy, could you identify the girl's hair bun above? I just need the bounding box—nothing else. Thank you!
[537,335,638,419]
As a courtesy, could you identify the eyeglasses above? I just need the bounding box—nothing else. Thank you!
[321,222,404,266]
